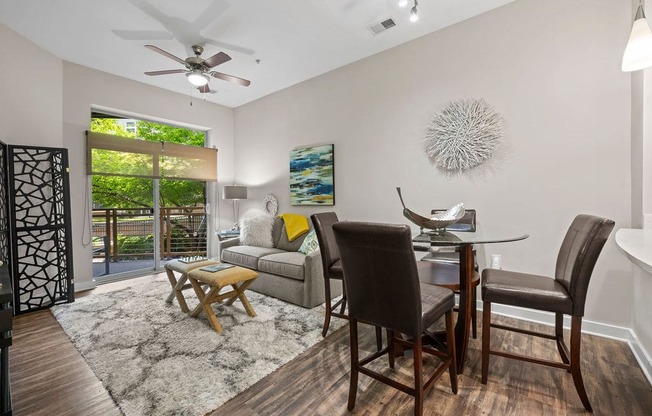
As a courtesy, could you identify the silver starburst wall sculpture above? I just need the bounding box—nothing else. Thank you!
[424,99,504,173]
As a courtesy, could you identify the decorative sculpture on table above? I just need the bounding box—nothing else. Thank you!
[396,187,465,233]
[424,98,504,173]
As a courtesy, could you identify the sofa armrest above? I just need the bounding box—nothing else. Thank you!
[304,250,322,276]
[303,250,324,303]
[218,237,240,261]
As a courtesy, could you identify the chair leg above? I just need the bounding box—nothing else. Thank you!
[340,293,347,315]
[471,289,477,339]
[347,319,359,411]
[570,316,593,412]
[445,310,458,394]
[387,329,395,369]
[413,335,424,416]
[375,326,383,351]
[555,312,571,370]
[481,302,491,384]
[322,278,332,337]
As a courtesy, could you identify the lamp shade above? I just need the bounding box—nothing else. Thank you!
[622,6,652,72]
[223,185,248,200]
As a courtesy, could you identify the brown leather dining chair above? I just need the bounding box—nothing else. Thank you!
[420,209,479,338]
[310,212,382,350]
[333,221,458,416]
[481,214,614,412]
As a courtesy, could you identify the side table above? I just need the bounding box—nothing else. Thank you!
[217,230,240,241]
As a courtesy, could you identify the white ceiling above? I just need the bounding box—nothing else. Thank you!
[0,0,515,108]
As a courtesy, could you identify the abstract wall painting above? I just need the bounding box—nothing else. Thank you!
[290,144,334,206]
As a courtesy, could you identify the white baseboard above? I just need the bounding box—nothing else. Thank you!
[73,280,96,292]
[480,302,652,386]
[625,329,652,387]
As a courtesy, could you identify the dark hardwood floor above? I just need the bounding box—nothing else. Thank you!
[8,279,652,415]
[10,310,120,416]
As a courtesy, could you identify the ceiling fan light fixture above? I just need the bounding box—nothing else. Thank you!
[186,70,210,86]
[398,0,408,7]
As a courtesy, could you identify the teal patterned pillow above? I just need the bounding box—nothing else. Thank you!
[298,230,319,254]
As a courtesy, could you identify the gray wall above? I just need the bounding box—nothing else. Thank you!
[233,0,633,327]
[0,24,62,147]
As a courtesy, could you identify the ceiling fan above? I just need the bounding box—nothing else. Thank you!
[144,44,251,93]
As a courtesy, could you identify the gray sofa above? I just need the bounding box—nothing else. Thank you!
[219,216,342,308]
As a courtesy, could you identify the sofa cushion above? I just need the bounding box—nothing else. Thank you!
[221,246,285,269]
[277,220,314,252]
[258,252,307,281]
[271,217,284,247]
[240,215,275,247]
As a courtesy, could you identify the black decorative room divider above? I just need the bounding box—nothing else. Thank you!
[0,142,9,270]
[7,145,74,314]
[0,141,13,415]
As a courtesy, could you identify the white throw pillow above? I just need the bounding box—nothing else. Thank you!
[240,215,275,247]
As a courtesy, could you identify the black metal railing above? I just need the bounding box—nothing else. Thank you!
[92,206,207,262]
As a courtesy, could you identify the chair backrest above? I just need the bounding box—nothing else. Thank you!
[310,212,340,278]
[333,222,423,337]
[431,208,477,232]
[554,214,615,316]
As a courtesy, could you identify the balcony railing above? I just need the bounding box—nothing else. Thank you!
[92,206,207,263]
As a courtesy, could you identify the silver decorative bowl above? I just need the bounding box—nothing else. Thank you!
[396,187,465,232]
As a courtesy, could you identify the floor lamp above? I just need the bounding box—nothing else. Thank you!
[223,185,248,230]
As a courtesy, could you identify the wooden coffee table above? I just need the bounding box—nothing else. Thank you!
[187,265,258,333]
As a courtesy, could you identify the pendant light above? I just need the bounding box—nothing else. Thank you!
[623,3,652,72]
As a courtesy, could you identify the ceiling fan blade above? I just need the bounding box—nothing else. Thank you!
[203,52,231,68]
[145,45,186,66]
[211,71,251,87]
[144,69,186,76]
[112,30,173,40]
[197,84,211,93]
[205,39,255,56]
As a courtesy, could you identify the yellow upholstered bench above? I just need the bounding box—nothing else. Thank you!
[164,259,219,313]
[187,265,259,333]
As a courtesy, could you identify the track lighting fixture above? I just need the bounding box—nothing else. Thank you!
[410,0,419,22]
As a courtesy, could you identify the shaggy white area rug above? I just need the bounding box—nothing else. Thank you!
[51,276,344,416]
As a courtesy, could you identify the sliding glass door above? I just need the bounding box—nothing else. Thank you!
[89,113,210,282]
[92,180,207,280]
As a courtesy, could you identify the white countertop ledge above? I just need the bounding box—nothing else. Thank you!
[615,228,652,275]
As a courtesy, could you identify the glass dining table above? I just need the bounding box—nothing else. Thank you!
[412,226,529,372]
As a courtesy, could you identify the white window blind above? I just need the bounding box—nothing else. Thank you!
[86,131,217,182]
